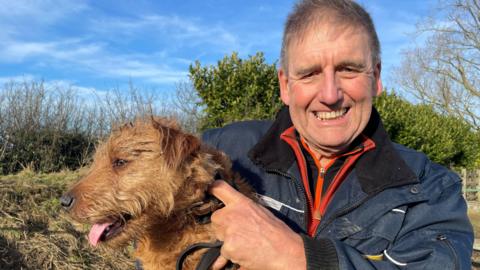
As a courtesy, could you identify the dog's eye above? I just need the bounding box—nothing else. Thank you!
[113,159,128,168]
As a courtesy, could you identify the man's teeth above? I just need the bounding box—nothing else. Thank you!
[314,108,347,120]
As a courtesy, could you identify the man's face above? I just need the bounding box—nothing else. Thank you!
[278,25,382,158]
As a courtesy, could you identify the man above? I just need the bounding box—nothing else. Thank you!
[203,0,473,269]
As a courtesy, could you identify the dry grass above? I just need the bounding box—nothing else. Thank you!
[469,210,480,238]
[0,168,134,270]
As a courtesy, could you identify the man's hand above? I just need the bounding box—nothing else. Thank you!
[209,180,306,270]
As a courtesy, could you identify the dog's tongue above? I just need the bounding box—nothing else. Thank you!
[88,222,111,246]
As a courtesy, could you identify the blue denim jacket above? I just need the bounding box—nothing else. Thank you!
[202,107,473,270]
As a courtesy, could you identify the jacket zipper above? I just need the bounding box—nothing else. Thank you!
[314,192,376,237]
[267,168,310,231]
[320,167,326,178]
[267,149,369,236]
[437,234,459,270]
[268,167,376,238]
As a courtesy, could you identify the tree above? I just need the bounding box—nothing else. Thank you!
[374,91,480,168]
[0,81,97,174]
[189,52,282,130]
[0,80,172,174]
[394,0,480,130]
[171,81,205,134]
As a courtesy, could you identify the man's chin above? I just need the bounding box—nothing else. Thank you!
[303,136,353,156]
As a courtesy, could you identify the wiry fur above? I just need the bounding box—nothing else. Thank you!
[63,118,252,270]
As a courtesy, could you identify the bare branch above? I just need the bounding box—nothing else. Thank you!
[393,0,480,130]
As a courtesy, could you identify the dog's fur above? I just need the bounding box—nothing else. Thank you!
[62,118,252,270]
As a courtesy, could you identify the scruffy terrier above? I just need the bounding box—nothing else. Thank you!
[61,118,251,270]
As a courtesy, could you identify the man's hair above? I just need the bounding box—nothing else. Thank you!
[280,0,381,71]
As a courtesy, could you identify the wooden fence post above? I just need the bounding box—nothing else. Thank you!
[477,169,480,202]
[461,168,467,199]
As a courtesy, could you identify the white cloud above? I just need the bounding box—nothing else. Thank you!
[0,38,104,64]
[1,40,61,62]
[0,36,187,85]
[89,14,240,51]
[0,1,284,89]
[90,58,189,84]
[0,0,87,24]
[0,74,37,85]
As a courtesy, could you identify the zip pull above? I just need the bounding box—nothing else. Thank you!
[320,167,326,178]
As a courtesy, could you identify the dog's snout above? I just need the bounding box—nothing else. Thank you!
[60,193,75,210]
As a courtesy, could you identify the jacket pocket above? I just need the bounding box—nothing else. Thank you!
[335,206,408,256]
[436,234,459,270]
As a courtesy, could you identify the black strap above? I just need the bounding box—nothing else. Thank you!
[176,241,223,270]
[176,241,239,270]
[195,244,222,270]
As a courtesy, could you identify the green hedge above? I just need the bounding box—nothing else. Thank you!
[374,91,480,168]
[189,52,282,130]
[0,128,95,174]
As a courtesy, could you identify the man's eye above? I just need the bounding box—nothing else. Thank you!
[300,71,319,80]
[113,159,128,168]
[301,73,313,79]
[338,66,356,73]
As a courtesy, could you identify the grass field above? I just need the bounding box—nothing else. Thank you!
[0,169,133,270]
[0,169,478,269]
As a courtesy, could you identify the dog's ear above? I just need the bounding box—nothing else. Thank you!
[151,116,180,130]
[166,131,201,168]
[152,119,201,168]
[114,121,134,132]
[180,133,201,160]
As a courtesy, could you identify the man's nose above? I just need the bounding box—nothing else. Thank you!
[60,193,75,210]
[316,70,342,105]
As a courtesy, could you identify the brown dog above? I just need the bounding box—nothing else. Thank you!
[61,118,251,270]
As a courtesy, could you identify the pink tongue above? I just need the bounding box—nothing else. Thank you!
[88,223,111,246]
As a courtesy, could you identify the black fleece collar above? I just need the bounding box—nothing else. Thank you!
[248,106,418,194]
[248,106,296,171]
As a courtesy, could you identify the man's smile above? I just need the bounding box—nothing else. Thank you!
[313,108,349,121]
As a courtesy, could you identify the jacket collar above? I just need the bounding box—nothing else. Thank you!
[248,106,296,172]
[248,106,418,194]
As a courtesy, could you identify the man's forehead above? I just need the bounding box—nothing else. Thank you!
[290,27,370,55]
[292,21,369,46]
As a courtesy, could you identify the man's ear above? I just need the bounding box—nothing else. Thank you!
[373,62,383,96]
[278,69,290,105]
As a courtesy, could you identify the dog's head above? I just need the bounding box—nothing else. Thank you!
[61,117,228,248]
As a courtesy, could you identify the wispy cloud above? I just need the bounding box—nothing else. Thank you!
[0,33,187,86]
[0,3,222,88]
[0,0,88,38]
[0,0,86,19]
[0,74,37,85]
[0,76,110,104]
[88,14,241,52]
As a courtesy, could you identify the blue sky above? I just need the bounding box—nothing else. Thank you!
[0,0,437,96]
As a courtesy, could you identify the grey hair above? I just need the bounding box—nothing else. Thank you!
[280,0,381,71]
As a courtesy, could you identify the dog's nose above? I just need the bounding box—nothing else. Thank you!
[60,193,75,210]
